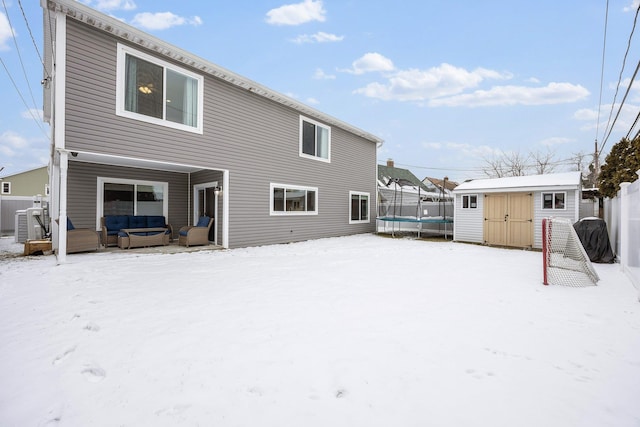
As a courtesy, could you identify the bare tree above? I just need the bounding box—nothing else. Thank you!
[572,151,586,172]
[482,154,506,178]
[531,148,557,175]
[503,150,530,176]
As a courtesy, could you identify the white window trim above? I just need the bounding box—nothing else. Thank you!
[96,177,169,227]
[1,181,10,195]
[116,43,204,134]
[349,191,370,224]
[462,194,478,209]
[270,183,319,216]
[541,191,567,210]
[299,115,331,163]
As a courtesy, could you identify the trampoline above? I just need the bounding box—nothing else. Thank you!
[377,177,454,238]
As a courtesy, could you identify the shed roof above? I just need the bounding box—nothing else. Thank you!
[454,171,582,192]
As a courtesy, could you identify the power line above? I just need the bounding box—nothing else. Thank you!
[0,56,49,139]
[395,155,584,175]
[599,2,640,154]
[600,58,640,152]
[17,0,49,77]
[1,0,41,122]
[595,0,609,144]
[625,109,640,140]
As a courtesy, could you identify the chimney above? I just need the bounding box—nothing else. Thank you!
[387,158,394,168]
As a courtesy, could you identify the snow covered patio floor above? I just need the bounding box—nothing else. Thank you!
[1,234,639,426]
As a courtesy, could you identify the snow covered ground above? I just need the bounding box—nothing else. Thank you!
[0,234,639,427]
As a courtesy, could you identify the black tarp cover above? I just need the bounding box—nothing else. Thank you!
[573,218,615,263]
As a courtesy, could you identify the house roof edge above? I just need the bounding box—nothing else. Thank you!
[42,0,384,145]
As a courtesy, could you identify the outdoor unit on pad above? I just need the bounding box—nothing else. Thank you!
[542,217,599,286]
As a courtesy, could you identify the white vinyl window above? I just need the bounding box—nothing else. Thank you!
[1,181,10,195]
[299,116,331,162]
[542,192,566,210]
[349,191,370,224]
[462,194,477,209]
[270,183,318,215]
[116,44,204,134]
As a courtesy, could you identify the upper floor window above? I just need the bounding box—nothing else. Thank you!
[542,192,565,210]
[300,116,330,162]
[462,194,477,209]
[1,181,10,195]
[270,183,318,215]
[349,191,369,223]
[116,44,203,134]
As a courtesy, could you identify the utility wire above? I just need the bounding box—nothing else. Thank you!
[17,0,49,77]
[396,155,584,175]
[1,0,42,123]
[600,58,640,152]
[625,109,640,140]
[0,57,49,139]
[595,0,609,144]
[599,2,640,153]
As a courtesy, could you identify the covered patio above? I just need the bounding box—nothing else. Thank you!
[50,149,229,262]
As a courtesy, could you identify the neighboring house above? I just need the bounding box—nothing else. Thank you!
[453,171,583,249]
[0,166,49,236]
[377,159,453,236]
[422,176,459,197]
[41,0,382,256]
[377,159,440,215]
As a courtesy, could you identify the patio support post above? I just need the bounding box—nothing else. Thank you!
[222,169,229,248]
[57,151,68,263]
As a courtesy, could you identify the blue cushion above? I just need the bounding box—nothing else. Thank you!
[117,231,128,237]
[196,216,210,227]
[105,215,129,231]
[179,229,188,236]
[67,218,75,230]
[146,215,166,228]
[129,215,146,228]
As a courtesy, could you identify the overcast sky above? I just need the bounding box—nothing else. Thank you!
[1,0,639,182]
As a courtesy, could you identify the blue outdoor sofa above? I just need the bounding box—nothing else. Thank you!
[101,215,172,249]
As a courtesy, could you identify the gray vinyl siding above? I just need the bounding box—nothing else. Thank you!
[63,20,377,248]
[453,193,484,244]
[67,162,189,239]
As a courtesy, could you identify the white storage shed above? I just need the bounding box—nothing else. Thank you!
[453,171,582,249]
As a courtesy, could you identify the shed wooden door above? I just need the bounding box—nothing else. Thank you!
[484,193,533,248]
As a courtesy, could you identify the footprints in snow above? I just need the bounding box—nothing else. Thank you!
[249,386,349,400]
[52,313,106,383]
[84,322,100,332]
[465,368,496,379]
[52,346,76,366]
[81,365,106,382]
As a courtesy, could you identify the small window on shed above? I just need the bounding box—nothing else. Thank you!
[542,192,566,210]
[462,194,477,209]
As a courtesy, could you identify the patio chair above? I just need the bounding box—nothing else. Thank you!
[61,218,100,254]
[178,216,213,247]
